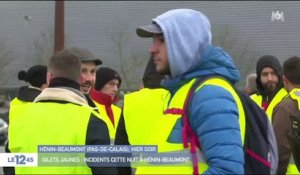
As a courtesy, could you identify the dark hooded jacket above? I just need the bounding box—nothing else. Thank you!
[142,58,165,89]
[115,58,166,175]
[256,55,284,101]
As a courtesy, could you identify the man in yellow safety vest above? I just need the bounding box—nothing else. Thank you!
[134,9,244,174]
[250,55,288,120]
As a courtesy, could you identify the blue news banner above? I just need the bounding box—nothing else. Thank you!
[37,145,192,167]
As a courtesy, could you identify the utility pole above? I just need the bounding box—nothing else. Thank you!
[54,0,64,53]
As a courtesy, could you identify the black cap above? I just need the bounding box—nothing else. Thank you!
[69,46,102,65]
[136,23,163,38]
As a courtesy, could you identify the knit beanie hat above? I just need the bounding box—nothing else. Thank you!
[142,58,165,89]
[18,65,47,88]
[94,67,122,91]
[255,55,283,93]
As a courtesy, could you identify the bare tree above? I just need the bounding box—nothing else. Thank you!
[107,24,149,90]
[0,38,15,85]
[29,31,54,65]
[212,24,261,87]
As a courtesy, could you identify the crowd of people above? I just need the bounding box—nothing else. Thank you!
[1,8,300,175]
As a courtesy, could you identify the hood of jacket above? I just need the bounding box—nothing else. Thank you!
[152,9,239,93]
[162,45,240,94]
[153,9,212,79]
[255,55,284,96]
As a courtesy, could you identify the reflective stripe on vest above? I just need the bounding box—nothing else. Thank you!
[127,78,245,174]
[287,154,300,174]
[251,88,288,121]
[93,101,121,145]
[9,102,95,174]
[286,88,300,174]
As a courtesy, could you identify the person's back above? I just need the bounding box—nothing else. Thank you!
[4,65,48,175]
[115,57,168,175]
[135,9,244,174]
[250,55,288,120]
[8,48,116,175]
[118,58,169,145]
[272,56,300,174]
[10,65,48,106]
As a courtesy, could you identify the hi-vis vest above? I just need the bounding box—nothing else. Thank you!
[124,88,171,145]
[9,98,31,120]
[251,88,288,121]
[286,88,300,174]
[124,78,245,174]
[8,102,99,174]
[10,97,28,106]
[93,101,121,145]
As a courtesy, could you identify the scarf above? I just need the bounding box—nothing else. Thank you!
[90,89,117,126]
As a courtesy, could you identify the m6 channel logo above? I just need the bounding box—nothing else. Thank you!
[271,11,285,22]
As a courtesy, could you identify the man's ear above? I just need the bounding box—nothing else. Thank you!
[283,75,288,84]
[283,75,291,90]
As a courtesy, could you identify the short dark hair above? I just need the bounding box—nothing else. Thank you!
[48,49,81,82]
[283,56,300,85]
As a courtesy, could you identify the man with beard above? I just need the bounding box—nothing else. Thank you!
[251,55,288,121]
[69,47,102,107]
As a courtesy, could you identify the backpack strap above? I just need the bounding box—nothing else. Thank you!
[182,77,210,175]
[182,75,236,175]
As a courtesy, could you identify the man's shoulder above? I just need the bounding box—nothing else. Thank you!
[275,96,297,112]
[193,83,236,103]
[278,95,293,105]
[194,78,233,93]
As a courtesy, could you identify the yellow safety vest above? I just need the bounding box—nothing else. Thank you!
[286,88,300,174]
[9,98,31,123]
[124,88,171,145]
[124,78,245,174]
[251,88,288,121]
[10,97,28,106]
[93,101,121,145]
[8,102,100,174]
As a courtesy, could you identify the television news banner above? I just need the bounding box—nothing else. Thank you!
[0,145,192,167]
